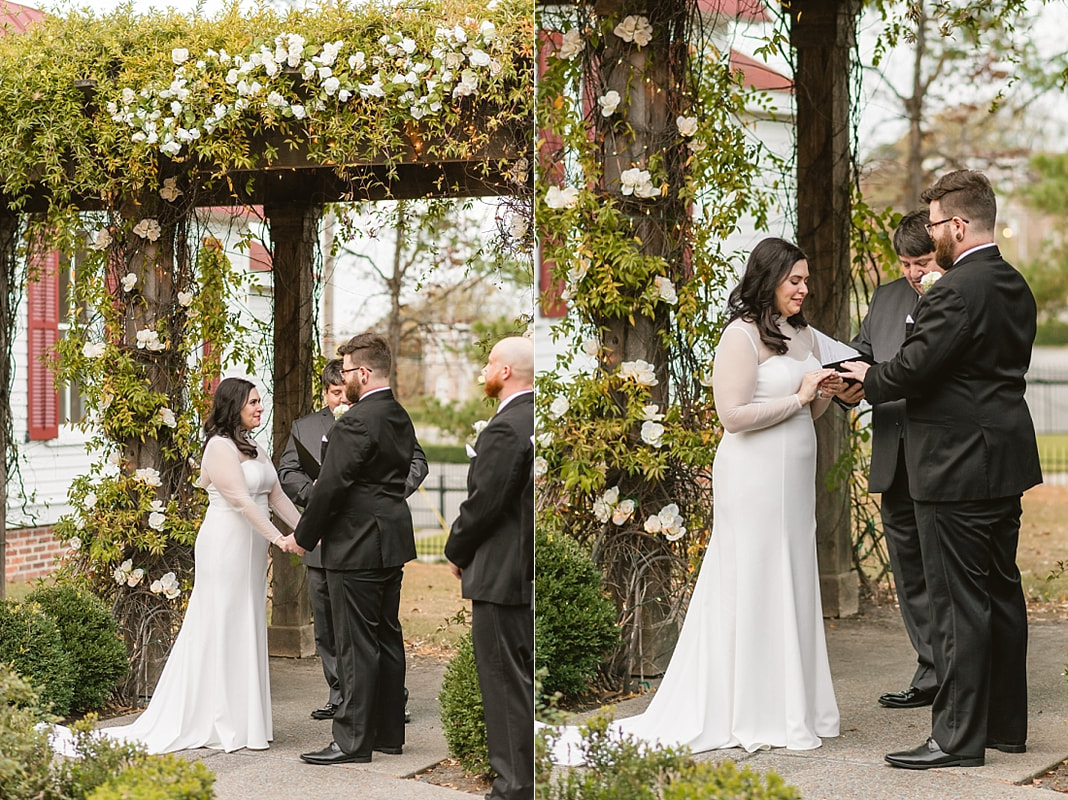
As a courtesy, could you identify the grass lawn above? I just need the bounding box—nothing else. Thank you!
[1019,483,1068,602]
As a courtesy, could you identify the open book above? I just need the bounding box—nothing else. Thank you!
[811,328,873,384]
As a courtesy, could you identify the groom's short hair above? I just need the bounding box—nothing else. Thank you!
[320,358,344,389]
[893,209,935,258]
[338,332,392,374]
[921,169,997,232]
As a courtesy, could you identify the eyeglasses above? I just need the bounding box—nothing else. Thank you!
[340,365,372,376]
[925,216,969,234]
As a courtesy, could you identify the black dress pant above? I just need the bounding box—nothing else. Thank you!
[881,443,937,692]
[326,566,406,756]
[915,496,1028,757]
[472,599,533,800]
[307,565,343,706]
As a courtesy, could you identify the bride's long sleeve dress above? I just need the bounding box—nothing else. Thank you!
[552,318,839,764]
[104,436,301,754]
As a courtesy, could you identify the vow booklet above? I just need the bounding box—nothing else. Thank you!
[811,328,873,384]
[294,436,321,480]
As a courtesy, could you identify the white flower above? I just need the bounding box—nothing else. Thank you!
[323,76,341,96]
[160,407,177,428]
[333,403,350,419]
[655,275,678,304]
[127,567,145,587]
[657,503,686,540]
[642,404,664,421]
[153,571,181,599]
[597,90,621,117]
[69,536,82,551]
[113,567,129,584]
[534,456,548,479]
[177,290,193,307]
[558,28,585,60]
[509,213,528,240]
[469,49,492,67]
[454,69,479,97]
[82,341,106,359]
[480,20,497,42]
[150,500,164,512]
[136,329,165,351]
[619,359,658,386]
[643,515,662,534]
[548,396,570,419]
[614,15,654,47]
[473,419,490,436]
[120,272,137,292]
[688,139,708,154]
[84,491,97,509]
[676,116,698,137]
[171,48,189,65]
[159,177,182,202]
[620,167,658,199]
[641,420,665,448]
[545,185,579,209]
[135,467,163,487]
[920,271,943,293]
[582,338,600,356]
[612,498,635,526]
[602,486,620,506]
[148,511,166,531]
[113,558,133,585]
[592,498,611,523]
[348,52,366,71]
[132,218,161,241]
[89,228,112,251]
[291,104,307,119]
[536,430,553,448]
[267,91,288,108]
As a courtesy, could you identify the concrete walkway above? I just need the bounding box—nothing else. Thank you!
[564,607,1068,799]
[99,653,472,800]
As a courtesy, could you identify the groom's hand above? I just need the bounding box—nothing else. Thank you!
[839,360,870,384]
[447,560,462,580]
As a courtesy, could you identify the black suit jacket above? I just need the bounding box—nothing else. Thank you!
[444,392,534,606]
[864,246,1042,502]
[293,389,418,570]
[850,277,920,493]
[278,406,429,568]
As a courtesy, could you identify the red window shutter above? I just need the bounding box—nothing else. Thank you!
[27,250,60,440]
[249,241,272,272]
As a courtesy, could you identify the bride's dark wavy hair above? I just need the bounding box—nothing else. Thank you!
[203,377,258,457]
[725,237,809,355]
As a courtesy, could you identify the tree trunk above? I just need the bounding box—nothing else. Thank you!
[0,211,15,600]
[905,4,929,208]
[387,203,406,395]
[791,0,860,618]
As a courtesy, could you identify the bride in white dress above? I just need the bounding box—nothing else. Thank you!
[552,237,842,763]
[103,377,302,754]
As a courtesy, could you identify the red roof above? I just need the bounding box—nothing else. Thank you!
[698,0,769,23]
[0,1,43,34]
[729,49,793,93]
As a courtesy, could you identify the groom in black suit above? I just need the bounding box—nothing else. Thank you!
[445,336,534,800]
[843,170,1042,769]
[278,358,428,723]
[294,333,418,765]
[841,210,942,710]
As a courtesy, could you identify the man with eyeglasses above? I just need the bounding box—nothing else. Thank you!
[839,210,943,713]
[278,357,428,725]
[291,332,420,765]
[842,170,1041,769]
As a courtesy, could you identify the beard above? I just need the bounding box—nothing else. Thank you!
[344,381,361,404]
[483,373,504,399]
[934,234,956,271]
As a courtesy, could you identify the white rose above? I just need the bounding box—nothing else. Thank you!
[676,115,698,137]
[132,218,162,241]
[920,271,943,293]
[322,76,341,96]
[89,228,112,251]
[171,48,189,65]
[655,275,678,304]
[333,403,350,419]
[509,214,528,240]
[548,396,570,419]
[159,177,183,201]
[644,515,662,534]
[121,273,137,292]
[69,536,82,551]
[160,407,177,428]
[148,511,166,531]
[177,290,193,307]
[602,486,620,506]
[150,500,164,512]
[597,90,621,117]
[642,404,664,421]
[536,430,553,448]
[533,457,548,479]
[469,49,492,67]
[641,420,665,448]
[84,492,97,509]
[619,167,653,197]
[619,359,659,386]
[582,338,600,356]
[557,28,585,60]
[612,499,635,526]
[82,341,106,358]
[592,498,611,523]
[127,568,145,587]
[614,15,654,46]
[135,467,162,487]
[545,185,579,209]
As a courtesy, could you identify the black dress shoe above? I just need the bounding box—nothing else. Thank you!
[374,745,403,755]
[885,738,984,769]
[300,741,371,765]
[987,741,1027,753]
[878,686,937,709]
[310,702,338,720]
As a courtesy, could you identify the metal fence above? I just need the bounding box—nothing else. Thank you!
[409,462,469,560]
[1026,364,1068,435]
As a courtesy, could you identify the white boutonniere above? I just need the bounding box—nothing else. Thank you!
[919,271,943,293]
[333,403,350,419]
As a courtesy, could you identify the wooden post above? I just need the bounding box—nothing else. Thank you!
[791,0,860,617]
[265,197,320,658]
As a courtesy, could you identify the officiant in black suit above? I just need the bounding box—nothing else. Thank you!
[445,336,534,800]
[842,170,1042,769]
[292,333,419,765]
[278,357,428,723]
[840,210,942,710]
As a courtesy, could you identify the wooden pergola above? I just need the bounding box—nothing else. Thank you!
[0,120,530,655]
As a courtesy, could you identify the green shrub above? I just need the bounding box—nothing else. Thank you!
[0,663,54,800]
[86,755,215,800]
[439,630,491,775]
[52,716,149,800]
[536,712,800,800]
[27,583,128,713]
[534,528,620,699]
[0,599,75,716]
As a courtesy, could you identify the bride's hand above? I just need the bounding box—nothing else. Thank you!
[798,368,837,405]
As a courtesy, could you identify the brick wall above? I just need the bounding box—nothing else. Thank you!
[5,525,65,582]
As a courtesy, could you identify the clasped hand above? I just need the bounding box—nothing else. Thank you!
[276,534,305,556]
[800,369,846,404]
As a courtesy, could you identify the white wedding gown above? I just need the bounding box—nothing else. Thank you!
[550,319,840,764]
[101,437,301,754]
